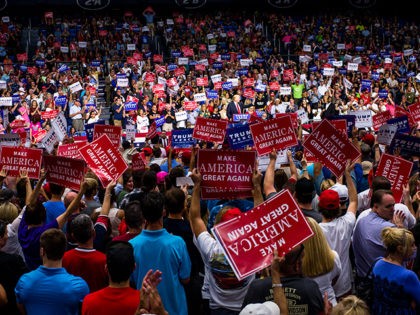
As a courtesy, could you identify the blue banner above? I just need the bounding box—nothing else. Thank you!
[188,60,197,66]
[390,133,420,156]
[155,116,165,127]
[124,101,137,111]
[409,55,416,63]
[85,119,105,142]
[233,114,250,122]
[58,64,70,73]
[226,123,254,149]
[12,95,20,103]
[338,68,347,75]
[221,54,230,60]
[355,46,365,52]
[206,90,218,99]
[91,60,101,67]
[20,65,27,72]
[35,59,45,67]
[378,89,388,98]
[368,54,377,60]
[309,65,318,72]
[371,72,379,81]
[255,58,265,64]
[393,54,402,62]
[237,68,248,76]
[54,95,67,106]
[144,52,152,58]
[361,79,372,92]
[222,82,233,90]
[387,116,410,134]
[171,129,196,148]
[213,62,223,69]
[171,51,182,58]
[167,64,177,71]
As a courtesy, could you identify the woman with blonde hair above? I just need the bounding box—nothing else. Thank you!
[371,227,420,314]
[302,217,342,306]
[331,295,370,315]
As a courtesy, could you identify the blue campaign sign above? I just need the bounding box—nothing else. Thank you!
[237,68,248,76]
[378,89,388,98]
[206,90,218,99]
[387,116,411,134]
[124,101,137,111]
[371,72,379,81]
[213,62,223,69]
[390,133,420,156]
[172,51,182,58]
[171,129,196,148]
[85,119,105,142]
[91,60,101,67]
[55,95,67,106]
[226,123,254,150]
[58,64,69,73]
[35,59,45,67]
[221,53,230,60]
[167,64,177,71]
[233,114,250,122]
[155,116,165,127]
[222,82,233,90]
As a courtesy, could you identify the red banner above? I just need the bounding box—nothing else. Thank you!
[57,141,87,160]
[250,116,298,156]
[146,121,157,139]
[375,153,413,203]
[196,77,208,86]
[93,124,122,147]
[303,119,360,178]
[313,119,347,138]
[372,111,393,131]
[79,135,128,187]
[0,147,42,179]
[192,117,228,143]
[197,149,256,200]
[43,155,85,191]
[184,101,198,111]
[408,103,420,124]
[32,129,47,143]
[41,110,59,120]
[131,152,146,171]
[212,189,314,280]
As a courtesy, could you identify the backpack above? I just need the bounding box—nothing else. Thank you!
[355,258,381,308]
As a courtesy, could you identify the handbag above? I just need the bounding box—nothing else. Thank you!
[355,258,381,307]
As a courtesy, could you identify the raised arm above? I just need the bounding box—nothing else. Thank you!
[271,250,289,315]
[287,150,298,181]
[189,168,207,238]
[263,149,277,197]
[56,179,88,229]
[252,167,264,207]
[28,169,47,207]
[344,160,357,216]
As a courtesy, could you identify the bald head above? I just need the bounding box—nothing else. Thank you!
[64,191,78,208]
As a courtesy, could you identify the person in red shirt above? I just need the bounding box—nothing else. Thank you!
[82,241,163,315]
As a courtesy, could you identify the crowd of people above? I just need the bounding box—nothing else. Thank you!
[0,5,419,315]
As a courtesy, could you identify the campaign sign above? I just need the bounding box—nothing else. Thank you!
[349,110,372,128]
[197,149,256,200]
[0,133,20,147]
[171,129,196,148]
[0,147,42,179]
[79,134,128,187]
[372,111,393,131]
[193,117,228,143]
[377,124,398,145]
[408,103,420,124]
[375,153,413,203]
[32,129,47,143]
[274,112,298,129]
[44,155,85,192]
[313,119,347,138]
[250,116,298,156]
[389,133,420,156]
[41,110,59,121]
[226,123,254,150]
[94,124,122,148]
[394,106,416,129]
[329,115,356,138]
[57,141,87,160]
[86,120,105,142]
[387,116,411,134]
[212,189,314,280]
[131,152,146,171]
[184,101,198,111]
[146,121,157,139]
[303,119,361,178]
[302,135,318,163]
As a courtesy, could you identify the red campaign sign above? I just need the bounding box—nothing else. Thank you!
[181,46,194,57]
[166,78,177,87]
[155,90,166,99]
[375,153,413,203]
[153,54,163,63]
[88,86,96,94]
[10,120,27,129]
[303,135,318,163]
[152,84,165,93]
[243,89,255,99]
[243,78,255,87]
[73,135,88,142]
[131,152,146,171]
[133,52,143,61]
[174,67,185,76]
[144,72,156,83]
[44,11,53,19]
[17,53,28,62]
[212,189,314,280]
[303,119,361,178]
[196,77,208,86]
[27,67,38,75]
[99,30,108,36]
[269,81,280,91]
[270,69,279,78]
[126,95,139,104]
[147,122,157,139]
[283,69,294,82]
[313,119,347,138]
[213,81,222,90]
[408,103,420,124]
[41,110,59,120]
[79,134,128,187]
[43,155,85,191]
[372,111,393,131]
[0,147,42,179]
[210,53,219,60]
[93,124,122,147]
[193,117,228,143]
[183,101,198,111]
[57,141,87,160]
[154,64,166,73]
[197,149,256,200]
[248,115,264,125]
[195,64,206,72]
[32,129,47,143]
[275,113,298,129]
[250,116,298,156]
[127,57,136,65]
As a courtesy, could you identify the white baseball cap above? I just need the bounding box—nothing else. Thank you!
[239,301,280,315]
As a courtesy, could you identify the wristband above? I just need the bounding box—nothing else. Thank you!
[272,283,283,288]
